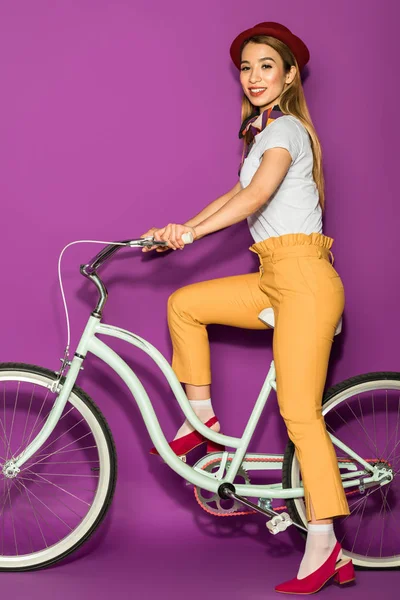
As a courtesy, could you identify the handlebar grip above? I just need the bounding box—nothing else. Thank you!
[181,232,194,244]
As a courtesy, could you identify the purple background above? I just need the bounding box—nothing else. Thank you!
[0,0,398,598]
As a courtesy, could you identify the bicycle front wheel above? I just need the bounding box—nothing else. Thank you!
[282,372,400,569]
[0,363,117,571]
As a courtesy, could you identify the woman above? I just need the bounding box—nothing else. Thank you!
[144,22,354,594]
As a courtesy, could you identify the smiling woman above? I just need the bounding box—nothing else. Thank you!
[142,21,353,595]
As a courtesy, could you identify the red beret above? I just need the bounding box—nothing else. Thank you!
[230,21,310,72]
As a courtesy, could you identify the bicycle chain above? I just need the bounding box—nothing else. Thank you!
[193,456,287,517]
[193,455,379,518]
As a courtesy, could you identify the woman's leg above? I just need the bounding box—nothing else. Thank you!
[268,268,349,523]
[185,385,210,399]
[167,272,273,437]
[259,250,349,579]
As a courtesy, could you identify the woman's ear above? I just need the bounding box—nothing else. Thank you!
[286,65,297,85]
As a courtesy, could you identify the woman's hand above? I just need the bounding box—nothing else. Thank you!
[153,224,197,250]
[140,227,168,253]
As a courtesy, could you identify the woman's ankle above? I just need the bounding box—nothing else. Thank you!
[173,406,218,440]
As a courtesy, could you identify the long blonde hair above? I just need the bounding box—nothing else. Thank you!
[241,35,325,211]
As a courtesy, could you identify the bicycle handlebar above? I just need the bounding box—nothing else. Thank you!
[81,232,193,277]
[79,232,194,316]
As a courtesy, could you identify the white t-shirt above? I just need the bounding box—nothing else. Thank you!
[239,115,322,242]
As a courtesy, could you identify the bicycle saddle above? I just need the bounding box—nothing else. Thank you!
[258,308,342,336]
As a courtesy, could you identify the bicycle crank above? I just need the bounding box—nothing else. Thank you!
[218,482,308,534]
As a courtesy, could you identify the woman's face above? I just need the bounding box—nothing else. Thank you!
[239,42,295,112]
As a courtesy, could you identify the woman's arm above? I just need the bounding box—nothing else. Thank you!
[184,181,242,228]
[194,148,292,238]
[152,146,292,249]
[141,181,242,252]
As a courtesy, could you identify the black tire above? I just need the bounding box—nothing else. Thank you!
[0,362,118,571]
[282,371,400,569]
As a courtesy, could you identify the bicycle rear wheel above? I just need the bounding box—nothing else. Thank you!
[282,372,400,569]
[0,363,117,571]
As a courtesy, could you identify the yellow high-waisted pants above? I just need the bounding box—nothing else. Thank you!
[168,232,350,521]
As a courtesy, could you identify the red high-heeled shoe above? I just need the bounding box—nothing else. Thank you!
[275,541,355,594]
[149,415,225,457]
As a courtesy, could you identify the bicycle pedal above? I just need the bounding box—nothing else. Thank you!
[266,512,292,535]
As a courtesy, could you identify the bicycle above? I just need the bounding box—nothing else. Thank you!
[0,235,398,571]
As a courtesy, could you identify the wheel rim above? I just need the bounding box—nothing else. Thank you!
[0,371,112,569]
[290,379,400,567]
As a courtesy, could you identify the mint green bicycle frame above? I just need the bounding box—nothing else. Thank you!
[10,313,380,499]
[7,237,383,501]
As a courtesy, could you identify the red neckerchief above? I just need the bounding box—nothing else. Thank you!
[238,104,284,175]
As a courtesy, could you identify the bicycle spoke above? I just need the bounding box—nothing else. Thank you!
[28,473,99,478]
[337,496,363,545]
[0,415,9,460]
[22,431,93,472]
[386,391,389,462]
[344,488,371,519]
[20,476,95,495]
[26,460,100,465]
[350,490,369,553]
[378,393,397,463]
[20,470,88,518]
[3,384,7,459]
[356,394,377,456]
[386,435,400,464]
[327,419,378,466]
[379,425,400,467]
[16,384,36,457]
[5,381,19,459]
[15,479,53,548]
[384,399,400,464]
[18,388,51,456]
[345,484,382,515]
[367,485,395,559]
[327,402,379,461]
[15,482,73,531]
[22,467,93,506]
[379,487,389,558]
[31,445,97,458]
[13,404,76,459]
[393,397,400,458]
[339,486,381,555]
[0,481,12,519]
[30,418,86,457]
[378,485,400,541]
[12,479,35,555]
[343,399,380,458]
[1,482,5,555]
[6,481,18,556]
